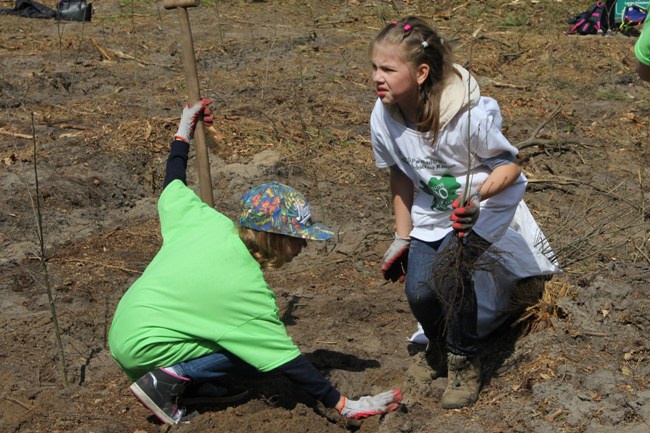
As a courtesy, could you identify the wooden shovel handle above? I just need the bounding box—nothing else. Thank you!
[175,6,214,206]
[163,0,199,10]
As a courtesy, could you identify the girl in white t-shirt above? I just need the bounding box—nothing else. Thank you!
[370,16,559,409]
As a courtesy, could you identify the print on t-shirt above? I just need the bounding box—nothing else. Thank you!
[419,175,461,211]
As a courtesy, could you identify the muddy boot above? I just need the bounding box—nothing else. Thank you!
[440,353,481,409]
[407,340,447,381]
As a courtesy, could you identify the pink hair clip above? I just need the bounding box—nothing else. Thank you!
[403,24,412,31]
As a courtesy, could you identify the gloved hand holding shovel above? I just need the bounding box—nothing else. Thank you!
[174,98,214,143]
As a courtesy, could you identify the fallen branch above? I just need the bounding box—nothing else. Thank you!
[527,176,638,209]
[527,177,579,186]
[53,258,142,275]
[1,395,31,411]
[0,129,32,139]
[516,104,565,150]
[315,18,355,27]
[517,137,585,151]
[108,49,171,69]
[515,104,594,151]
[488,80,529,90]
[58,124,93,131]
[90,38,112,61]
[634,243,650,265]
[582,330,608,337]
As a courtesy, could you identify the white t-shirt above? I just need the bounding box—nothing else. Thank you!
[371,97,527,243]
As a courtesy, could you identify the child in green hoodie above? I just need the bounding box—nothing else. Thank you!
[109,99,402,425]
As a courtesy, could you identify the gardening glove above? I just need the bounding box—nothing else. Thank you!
[450,192,481,238]
[339,389,402,419]
[381,233,410,283]
[174,98,214,143]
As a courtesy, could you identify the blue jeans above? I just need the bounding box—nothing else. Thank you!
[405,231,491,358]
[171,350,259,382]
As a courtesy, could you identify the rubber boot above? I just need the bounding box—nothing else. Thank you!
[440,353,481,409]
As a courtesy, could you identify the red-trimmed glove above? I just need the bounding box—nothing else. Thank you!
[174,98,214,143]
[381,233,410,283]
[450,192,481,238]
[339,389,402,419]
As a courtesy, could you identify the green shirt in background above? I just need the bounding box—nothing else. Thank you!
[635,20,650,66]
[109,180,300,381]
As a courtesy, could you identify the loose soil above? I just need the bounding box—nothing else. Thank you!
[1,1,649,432]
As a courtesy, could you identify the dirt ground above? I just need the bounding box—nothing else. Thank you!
[1,0,649,432]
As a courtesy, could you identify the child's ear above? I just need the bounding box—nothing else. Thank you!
[416,63,430,86]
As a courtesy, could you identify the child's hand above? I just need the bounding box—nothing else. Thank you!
[174,98,214,143]
[338,389,402,419]
[450,194,480,238]
[381,234,410,283]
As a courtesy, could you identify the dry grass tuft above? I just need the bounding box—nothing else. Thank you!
[512,277,571,334]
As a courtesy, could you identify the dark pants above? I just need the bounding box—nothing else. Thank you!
[405,231,491,358]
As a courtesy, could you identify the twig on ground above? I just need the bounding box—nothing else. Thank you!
[1,395,31,411]
[90,38,112,61]
[52,258,142,275]
[582,330,608,337]
[476,34,512,47]
[517,137,585,151]
[315,18,355,27]
[633,243,650,265]
[527,176,638,210]
[108,49,169,67]
[58,124,93,131]
[0,129,32,139]
[515,104,569,150]
[487,80,529,90]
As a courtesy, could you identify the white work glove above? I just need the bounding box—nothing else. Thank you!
[174,98,213,143]
[450,191,481,238]
[381,233,410,283]
[339,389,402,419]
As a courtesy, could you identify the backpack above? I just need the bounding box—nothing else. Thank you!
[619,4,648,30]
[568,2,607,35]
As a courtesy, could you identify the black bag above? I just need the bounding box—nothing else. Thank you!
[0,0,56,18]
[57,0,92,22]
[567,2,607,35]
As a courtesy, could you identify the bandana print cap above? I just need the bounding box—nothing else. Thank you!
[240,182,334,241]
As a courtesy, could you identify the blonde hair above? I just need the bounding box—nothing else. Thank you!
[238,226,306,269]
[371,16,455,145]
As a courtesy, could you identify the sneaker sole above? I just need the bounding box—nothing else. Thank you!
[130,382,178,425]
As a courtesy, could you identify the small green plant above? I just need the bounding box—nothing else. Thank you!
[498,12,530,29]
[374,5,390,24]
[596,90,630,101]
[116,0,157,16]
